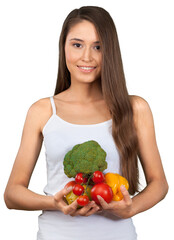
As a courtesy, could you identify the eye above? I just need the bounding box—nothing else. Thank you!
[94,45,101,51]
[73,43,82,48]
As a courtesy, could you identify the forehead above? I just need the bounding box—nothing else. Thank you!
[66,20,99,42]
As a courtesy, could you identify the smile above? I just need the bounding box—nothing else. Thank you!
[77,66,96,73]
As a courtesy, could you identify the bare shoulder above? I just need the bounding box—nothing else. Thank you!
[27,97,51,117]
[129,95,153,129]
[129,95,152,117]
[26,97,52,133]
[129,95,150,112]
[29,97,50,111]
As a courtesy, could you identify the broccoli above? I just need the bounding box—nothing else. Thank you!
[63,140,107,178]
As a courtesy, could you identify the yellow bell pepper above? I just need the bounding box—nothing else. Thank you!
[104,173,129,201]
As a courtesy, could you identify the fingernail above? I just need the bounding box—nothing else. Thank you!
[97,195,101,199]
[120,185,126,190]
[66,186,72,191]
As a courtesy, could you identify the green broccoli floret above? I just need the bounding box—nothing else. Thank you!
[63,140,107,178]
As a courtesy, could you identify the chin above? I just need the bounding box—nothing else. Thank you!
[79,78,97,83]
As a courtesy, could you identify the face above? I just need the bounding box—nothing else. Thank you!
[64,20,102,84]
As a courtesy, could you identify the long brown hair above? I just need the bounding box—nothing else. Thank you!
[54,6,139,195]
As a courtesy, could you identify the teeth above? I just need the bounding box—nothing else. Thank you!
[79,66,95,70]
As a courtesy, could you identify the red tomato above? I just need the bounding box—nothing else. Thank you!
[92,171,105,184]
[75,173,88,184]
[64,181,76,189]
[77,195,89,206]
[73,184,84,196]
[91,183,113,205]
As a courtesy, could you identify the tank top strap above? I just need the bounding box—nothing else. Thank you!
[50,96,56,115]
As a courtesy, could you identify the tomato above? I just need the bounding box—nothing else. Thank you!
[91,183,113,205]
[64,180,76,189]
[75,173,88,184]
[73,184,84,196]
[92,171,105,184]
[77,195,89,206]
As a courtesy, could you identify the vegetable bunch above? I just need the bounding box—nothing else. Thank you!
[63,140,129,207]
[65,171,113,206]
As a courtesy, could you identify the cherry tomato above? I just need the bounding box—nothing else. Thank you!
[75,173,88,184]
[92,171,105,184]
[64,181,76,189]
[77,195,89,206]
[91,183,113,205]
[73,184,84,196]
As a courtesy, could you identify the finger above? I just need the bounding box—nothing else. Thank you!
[70,201,95,217]
[120,185,132,204]
[54,186,73,202]
[97,209,103,213]
[65,199,79,215]
[96,205,103,213]
[70,201,98,217]
[85,205,101,217]
[97,195,109,209]
[79,201,96,213]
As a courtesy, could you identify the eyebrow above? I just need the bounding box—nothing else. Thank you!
[69,38,100,44]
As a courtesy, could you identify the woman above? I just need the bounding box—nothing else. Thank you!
[4,6,168,240]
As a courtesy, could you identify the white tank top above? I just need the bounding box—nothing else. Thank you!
[37,96,137,240]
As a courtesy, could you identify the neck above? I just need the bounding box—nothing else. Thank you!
[66,80,103,104]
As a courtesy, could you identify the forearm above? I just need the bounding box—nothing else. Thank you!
[131,179,168,217]
[4,184,56,211]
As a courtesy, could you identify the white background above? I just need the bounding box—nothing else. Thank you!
[0,0,173,239]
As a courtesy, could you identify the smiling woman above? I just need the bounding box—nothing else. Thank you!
[4,5,168,240]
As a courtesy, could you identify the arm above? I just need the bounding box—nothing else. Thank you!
[97,96,169,218]
[130,96,168,216]
[4,99,56,210]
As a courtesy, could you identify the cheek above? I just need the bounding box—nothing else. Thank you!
[65,51,72,63]
[65,47,78,64]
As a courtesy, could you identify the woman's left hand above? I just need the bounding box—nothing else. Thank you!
[97,185,134,219]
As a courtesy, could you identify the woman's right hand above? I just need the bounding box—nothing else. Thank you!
[54,186,101,217]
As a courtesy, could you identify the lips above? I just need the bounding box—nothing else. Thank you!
[77,65,96,73]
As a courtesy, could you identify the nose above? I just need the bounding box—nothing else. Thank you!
[82,46,92,62]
